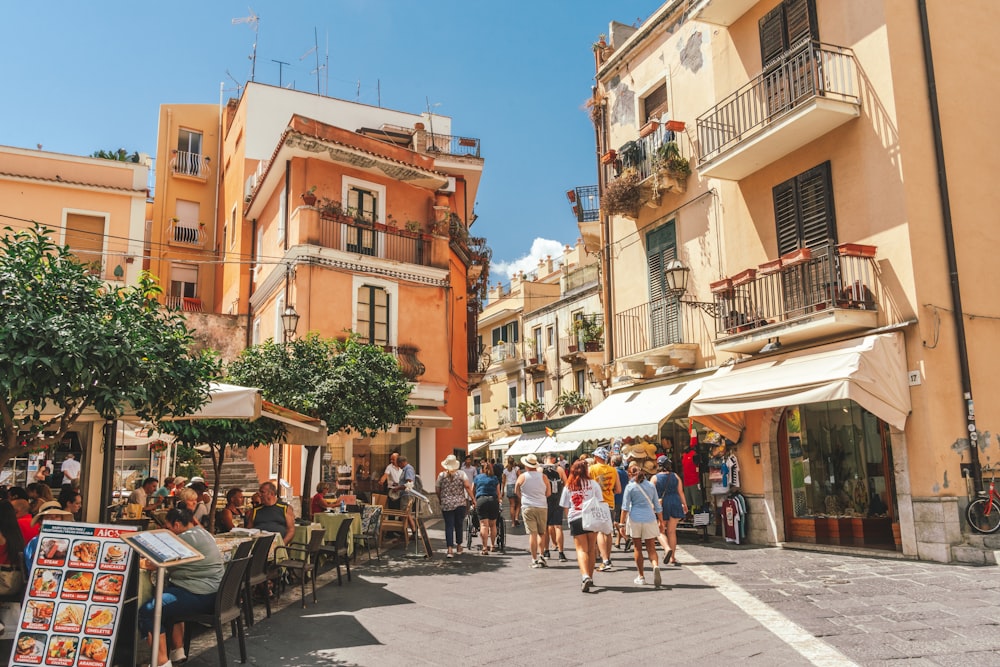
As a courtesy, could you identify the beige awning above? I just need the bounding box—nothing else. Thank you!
[515,435,581,455]
[402,407,453,429]
[467,441,490,454]
[555,376,702,442]
[489,434,519,450]
[689,332,911,430]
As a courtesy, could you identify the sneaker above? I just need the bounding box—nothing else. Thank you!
[537,554,548,567]
[542,549,551,559]
[597,560,613,572]
[633,575,646,585]
[531,559,543,568]
[581,576,593,593]
[169,648,186,663]
[653,566,662,589]
[558,551,568,562]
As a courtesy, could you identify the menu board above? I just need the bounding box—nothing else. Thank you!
[10,522,136,667]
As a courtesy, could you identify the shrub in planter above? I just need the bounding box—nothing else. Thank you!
[604,168,641,216]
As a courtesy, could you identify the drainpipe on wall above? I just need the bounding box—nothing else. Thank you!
[245,218,257,349]
[594,85,613,379]
[917,0,981,492]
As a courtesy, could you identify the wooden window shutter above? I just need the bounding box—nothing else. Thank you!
[785,0,818,49]
[773,178,800,256]
[772,161,836,254]
[759,5,787,66]
[643,84,669,123]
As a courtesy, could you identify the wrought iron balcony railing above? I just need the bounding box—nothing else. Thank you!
[697,41,859,165]
[570,185,600,223]
[713,245,878,338]
[317,213,431,266]
[609,125,686,184]
[613,298,683,359]
[426,133,481,158]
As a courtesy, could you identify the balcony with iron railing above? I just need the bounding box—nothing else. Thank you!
[697,40,860,180]
[711,244,880,354]
[171,150,210,179]
[315,212,431,267]
[426,133,481,158]
[164,296,204,312]
[568,185,600,223]
[168,221,206,247]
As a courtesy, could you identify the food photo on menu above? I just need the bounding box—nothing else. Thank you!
[91,573,124,603]
[69,540,100,567]
[29,569,62,599]
[52,602,85,633]
[22,600,54,632]
[79,637,110,665]
[13,632,46,664]
[45,634,80,666]
[60,571,94,600]
[99,542,128,570]
[83,605,116,636]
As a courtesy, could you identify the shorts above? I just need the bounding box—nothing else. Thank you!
[139,585,215,636]
[625,520,660,540]
[683,484,700,509]
[521,506,548,535]
[506,484,517,499]
[569,518,591,537]
[476,496,500,521]
[611,506,622,523]
[546,500,564,526]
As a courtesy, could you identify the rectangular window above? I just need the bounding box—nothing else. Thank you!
[641,83,669,123]
[576,370,586,394]
[169,263,198,298]
[64,213,104,274]
[490,322,519,345]
[230,204,238,249]
[534,381,544,403]
[173,200,200,244]
[533,327,543,359]
[546,326,554,347]
[357,285,389,346]
[347,186,379,223]
[472,395,481,416]
[759,0,818,66]
[646,221,681,347]
[175,129,204,177]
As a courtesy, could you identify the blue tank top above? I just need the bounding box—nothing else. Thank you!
[473,474,499,498]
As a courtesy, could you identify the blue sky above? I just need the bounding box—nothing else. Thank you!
[0,1,655,277]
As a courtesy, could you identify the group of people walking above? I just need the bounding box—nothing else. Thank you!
[434,446,689,592]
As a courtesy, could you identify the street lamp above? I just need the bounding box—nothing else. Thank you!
[663,259,722,318]
[281,305,300,342]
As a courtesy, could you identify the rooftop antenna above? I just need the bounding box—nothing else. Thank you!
[225,69,244,97]
[232,8,260,82]
[425,97,442,140]
[271,59,290,88]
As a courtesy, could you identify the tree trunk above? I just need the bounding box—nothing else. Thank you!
[208,444,226,533]
[301,445,320,520]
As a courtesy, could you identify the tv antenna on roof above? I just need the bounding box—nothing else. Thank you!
[232,8,260,82]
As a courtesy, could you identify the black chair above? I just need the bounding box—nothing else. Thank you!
[181,556,252,666]
[279,530,326,608]
[318,518,353,585]
[353,505,382,562]
[243,532,276,626]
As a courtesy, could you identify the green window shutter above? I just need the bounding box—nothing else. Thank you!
[646,221,680,347]
[492,327,502,345]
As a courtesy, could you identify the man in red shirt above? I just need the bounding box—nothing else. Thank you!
[681,446,701,513]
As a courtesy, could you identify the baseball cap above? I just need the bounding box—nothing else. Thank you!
[657,455,669,466]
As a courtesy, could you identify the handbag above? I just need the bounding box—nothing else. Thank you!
[581,494,613,534]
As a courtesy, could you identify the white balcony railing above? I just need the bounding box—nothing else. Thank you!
[171,150,210,178]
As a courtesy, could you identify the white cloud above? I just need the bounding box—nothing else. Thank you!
[491,238,568,282]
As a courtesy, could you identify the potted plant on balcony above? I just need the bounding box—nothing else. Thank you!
[603,167,641,218]
[525,339,538,365]
[573,319,604,352]
[517,400,545,422]
[556,390,589,415]
[301,186,318,206]
[654,142,691,179]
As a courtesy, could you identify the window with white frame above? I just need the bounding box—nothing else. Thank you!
[356,285,389,346]
[534,381,544,403]
[640,80,669,123]
[169,263,198,299]
[342,176,386,224]
[576,369,586,394]
[63,212,105,274]
[175,129,204,177]
[173,199,200,244]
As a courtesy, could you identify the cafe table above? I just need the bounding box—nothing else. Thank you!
[138,533,260,605]
[313,512,361,557]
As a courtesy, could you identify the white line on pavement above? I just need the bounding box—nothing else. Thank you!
[679,548,859,667]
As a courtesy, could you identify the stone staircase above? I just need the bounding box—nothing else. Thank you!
[952,533,1000,565]
[202,461,262,497]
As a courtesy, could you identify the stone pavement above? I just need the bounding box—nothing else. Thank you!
[178,517,1000,667]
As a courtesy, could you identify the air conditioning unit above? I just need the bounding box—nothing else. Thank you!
[438,177,456,194]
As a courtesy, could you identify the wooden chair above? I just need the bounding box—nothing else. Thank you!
[279,530,326,607]
[181,556,252,666]
[318,518,353,585]
[371,493,388,508]
[243,533,276,626]
[354,505,382,562]
[379,496,416,549]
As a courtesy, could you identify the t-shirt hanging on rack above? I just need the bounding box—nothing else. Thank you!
[727,454,740,488]
[722,496,741,544]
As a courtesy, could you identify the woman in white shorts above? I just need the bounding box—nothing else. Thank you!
[620,461,663,588]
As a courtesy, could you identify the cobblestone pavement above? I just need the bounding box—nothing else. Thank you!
[179,517,1000,667]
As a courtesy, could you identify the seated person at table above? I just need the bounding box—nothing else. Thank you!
[311,482,330,516]
[154,476,176,501]
[216,487,245,533]
[26,482,54,515]
[138,507,224,667]
[247,482,295,544]
[58,488,83,518]
[130,477,163,511]
[177,488,209,527]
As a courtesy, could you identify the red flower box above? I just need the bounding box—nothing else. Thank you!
[600,150,617,165]
[780,248,812,266]
[731,268,757,286]
[665,120,686,132]
[836,243,877,258]
[639,121,659,138]
[709,278,733,294]
[758,258,783,274]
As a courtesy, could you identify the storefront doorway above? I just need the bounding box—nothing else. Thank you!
[777,400,898,549]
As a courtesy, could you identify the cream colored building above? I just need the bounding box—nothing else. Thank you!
[469,241,603,461]
[569,0,1000,563]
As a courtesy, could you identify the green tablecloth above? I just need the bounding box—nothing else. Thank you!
[313,512,361,556]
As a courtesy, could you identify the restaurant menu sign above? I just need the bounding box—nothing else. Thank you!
[9,522,136,667]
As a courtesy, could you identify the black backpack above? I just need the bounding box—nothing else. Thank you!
[543,465,561,495]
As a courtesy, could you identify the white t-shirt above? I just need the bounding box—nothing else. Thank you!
[384,464,402,485]
[517,470,548,508]
[560,479,603,523]
[61,457,81,485]
[461,465,478,486]
[502,467,520,488]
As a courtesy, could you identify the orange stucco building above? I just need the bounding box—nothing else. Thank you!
[152,83,485,496]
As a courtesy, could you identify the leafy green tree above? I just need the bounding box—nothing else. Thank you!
[158,418,284,532]
[227,333,412,517]
[90,148,140,163]
[0,225,218,470]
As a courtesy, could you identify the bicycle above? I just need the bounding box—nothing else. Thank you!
[966,466,1000,534]
[466,502,506,553]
